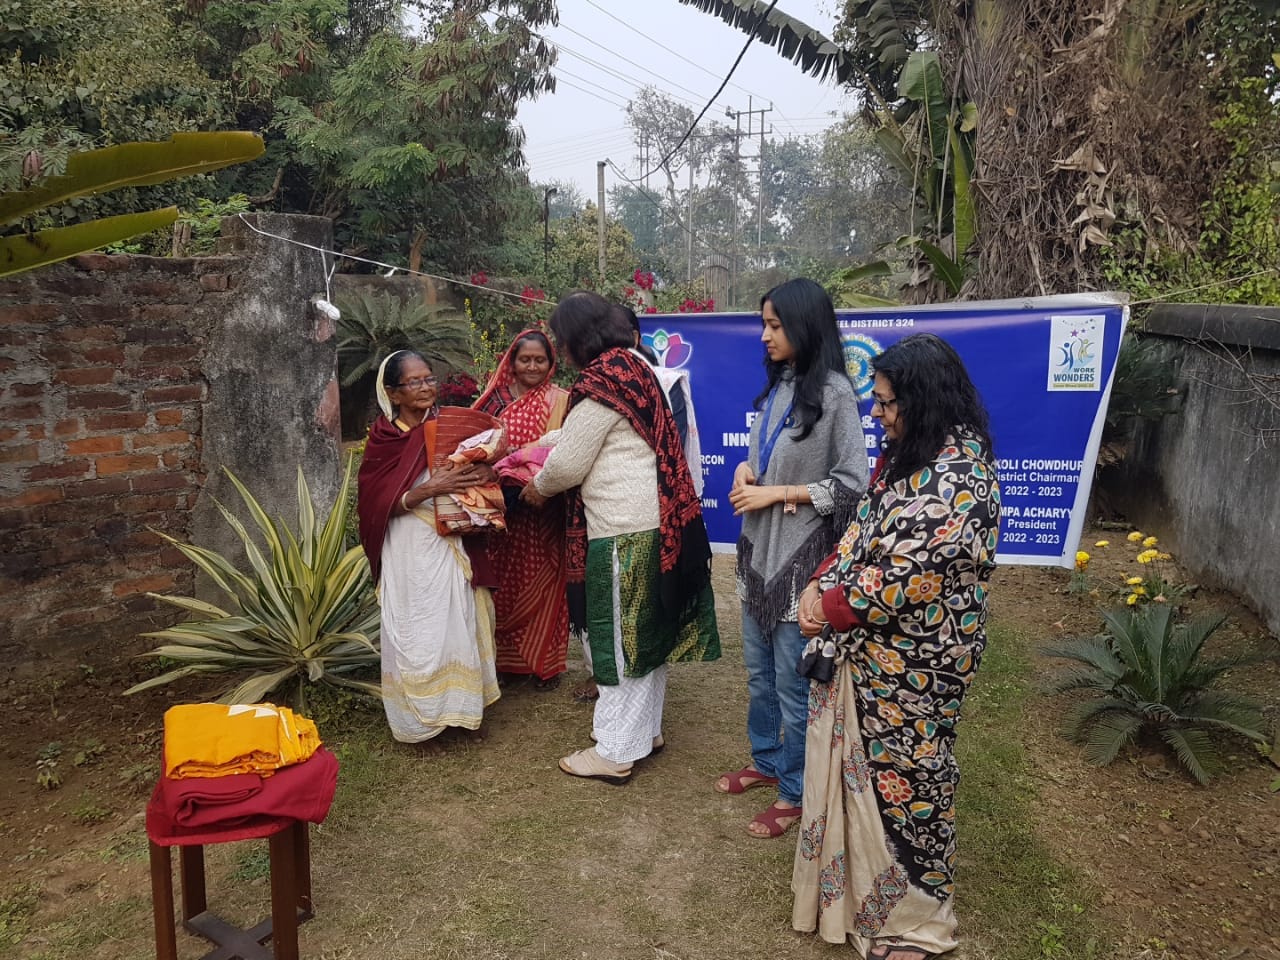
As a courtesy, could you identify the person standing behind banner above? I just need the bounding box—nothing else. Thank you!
[792,333,1000,959]
[721,277,868,838]
[522,291,720,784]
[618,305,702,496]
[357,350,501,746]
[473,330,572,691]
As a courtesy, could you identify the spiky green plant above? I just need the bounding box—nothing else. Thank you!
[125,457,380,710]
[1045,604,1270,784]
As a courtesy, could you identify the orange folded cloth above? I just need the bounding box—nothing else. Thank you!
[163,702,321,780]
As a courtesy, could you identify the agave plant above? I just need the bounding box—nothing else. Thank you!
[1045,604,1270,783]
[126,457,381,710]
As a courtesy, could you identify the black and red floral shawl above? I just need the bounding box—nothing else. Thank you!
[564,347,711,627]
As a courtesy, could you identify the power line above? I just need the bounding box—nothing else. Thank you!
[556,21,733,111]
[641,0,781,180]
[527,133,634,163]
[540,33,704,111]
[553,75,629,110]
[555,65,635,105]
[580,0,804,136]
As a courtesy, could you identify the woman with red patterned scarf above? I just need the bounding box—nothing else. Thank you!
[522,291,721,783]
[473,330,571,690]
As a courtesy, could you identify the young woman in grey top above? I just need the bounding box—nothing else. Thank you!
[721,278,868,838]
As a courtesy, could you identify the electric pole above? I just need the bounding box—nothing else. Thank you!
[724,99,772,305]
[597,161,607,286]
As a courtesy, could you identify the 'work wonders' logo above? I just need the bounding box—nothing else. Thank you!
[1047,315,1103,391]
[643,329,693,369]
[841,332,884,399]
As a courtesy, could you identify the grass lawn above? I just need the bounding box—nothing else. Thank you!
[4,564,1110,960]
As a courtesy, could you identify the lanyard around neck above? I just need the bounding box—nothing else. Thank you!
[757,384,794,479]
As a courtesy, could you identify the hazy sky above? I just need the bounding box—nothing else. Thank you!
[516,0,850,199]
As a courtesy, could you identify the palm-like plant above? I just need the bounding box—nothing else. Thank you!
[335,288,475,437]
[1045,604,1270,783]
[335,288,474,388]
[125,458,381,710]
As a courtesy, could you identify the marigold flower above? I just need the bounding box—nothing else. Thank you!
[1132,585,1147,596]
[1137,549,1159,564]
[1094,540,1110,548]
[1157,552,1172,561]
[1127,531,1144,543]
[1126,593,1140,605]
[1126,576,1144,586]
[1142,536,1158,548]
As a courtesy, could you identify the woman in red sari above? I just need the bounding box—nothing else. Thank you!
[474,330,572,689]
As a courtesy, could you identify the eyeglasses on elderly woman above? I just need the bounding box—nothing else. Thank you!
[394,376,438,390]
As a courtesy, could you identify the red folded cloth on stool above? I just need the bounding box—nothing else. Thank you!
[147,746,339,846]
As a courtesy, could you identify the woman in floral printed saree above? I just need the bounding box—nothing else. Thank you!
[793,334,1001,960]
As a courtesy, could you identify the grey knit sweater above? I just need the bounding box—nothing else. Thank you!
[735,368,868,629]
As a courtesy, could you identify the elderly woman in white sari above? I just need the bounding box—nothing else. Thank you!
[356,350,500,745]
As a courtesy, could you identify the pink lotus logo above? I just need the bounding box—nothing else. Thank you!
[642,329,693,369]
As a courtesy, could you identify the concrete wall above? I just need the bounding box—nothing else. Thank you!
[0,214,341,672]
[1105,304,1280,634]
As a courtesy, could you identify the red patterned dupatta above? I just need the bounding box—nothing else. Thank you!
[565,347,711,627]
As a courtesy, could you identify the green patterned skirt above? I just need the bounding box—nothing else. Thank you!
[585,528,720,684]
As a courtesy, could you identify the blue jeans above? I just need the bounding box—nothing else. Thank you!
[741,605,808,806]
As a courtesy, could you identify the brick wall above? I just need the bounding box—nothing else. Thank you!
[0,254,232,666]
[0,213,342,674]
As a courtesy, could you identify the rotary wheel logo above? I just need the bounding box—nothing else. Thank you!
[842,333,882,398]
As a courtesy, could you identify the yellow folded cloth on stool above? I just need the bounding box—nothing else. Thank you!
[164,703,321,780]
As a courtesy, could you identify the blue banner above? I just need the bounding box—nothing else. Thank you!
[640,294,1127,567]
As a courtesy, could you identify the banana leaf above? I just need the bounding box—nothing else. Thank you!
[0,208,178,278]
[0,132,265,225]
[949,125,976,261]
[674,0,854,83]
[915,240,964,294]
[898,51,949,166]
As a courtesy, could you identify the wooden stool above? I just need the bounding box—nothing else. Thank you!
[149,819,313,960]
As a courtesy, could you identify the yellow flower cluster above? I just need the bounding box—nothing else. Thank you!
[1137,549,1160,564]
[1142,536,1159,548]
[1127,531,1144,543]
[1094,540,1110,548]
[1075,550,1090,572]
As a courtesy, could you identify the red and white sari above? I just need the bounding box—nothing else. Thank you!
[474,331,571,680]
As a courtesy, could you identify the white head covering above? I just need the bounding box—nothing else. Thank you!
[375,351,406,419]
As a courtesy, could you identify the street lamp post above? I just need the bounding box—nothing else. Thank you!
[542,186,557,283]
